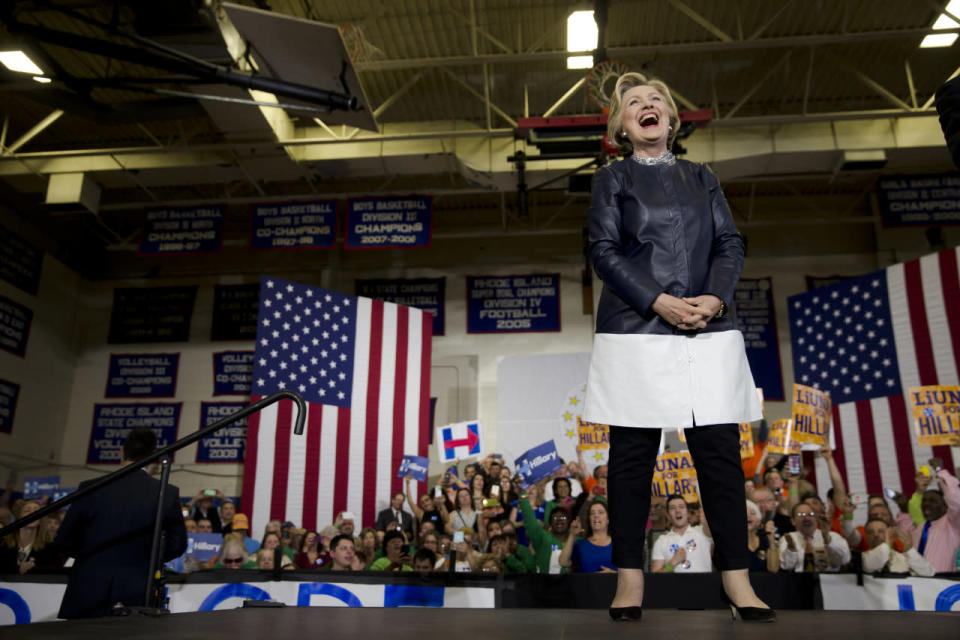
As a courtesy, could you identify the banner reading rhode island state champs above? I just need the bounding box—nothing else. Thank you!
[88,403,181,463]
[346,196,431,249]
[466,274,561,333]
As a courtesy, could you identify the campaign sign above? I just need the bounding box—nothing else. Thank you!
[437,421,483,463]
[0,294,32,357]
[768,418,800,455]
[197,402,248,463]
[0,378,18,433]
[791,383,831,446]
[652,452,698,499]
[397,455,429,482]
[251,200,336,250]
[356,277,446,336]
[466,274,561,333]
[108,286,197,344]
[0,223,42,295]
[186,533,224,562]
[88,403,181,464]
[213,351,254,396]
[106,353,179,397]
[345,196,432,249]
[52,487,75,503]
[877,174,960,227]
[23,477,59,500]
[739,423,755,459]
[908,385,960,446]
[577,417,609,450]
[139,206,223,255]
[211,283,260,341]
[734,278,784,400]
[515,440,562,488]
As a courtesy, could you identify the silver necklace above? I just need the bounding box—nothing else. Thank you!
[631,150,675,165]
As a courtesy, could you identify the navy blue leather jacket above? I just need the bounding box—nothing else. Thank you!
[587,158,744,335]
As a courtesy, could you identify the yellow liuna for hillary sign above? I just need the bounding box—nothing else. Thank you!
[908,385,960,446]
[767,418,800,455]
[791,383,831,446]
[576,416,609,450]
[652,451,698,499]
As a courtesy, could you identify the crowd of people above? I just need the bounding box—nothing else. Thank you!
[2,445,958,577]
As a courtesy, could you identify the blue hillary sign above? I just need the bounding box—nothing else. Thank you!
[106,353,179,397]
[346,196,431,249]
[23,476,58,500]
[250,200,336,250]
[0,294,32,357]
[213,351,254,395]
[734,278,784,401]
[877,174,960,227]
[88,403,181,464]
[514,440,562,488]
[466,274,561,333]
[0,377,18,433]
[356,277,445,336]
[139,206,223,255]
[397,455,429,482]
[186,533,224,562]
[196,402,247,463]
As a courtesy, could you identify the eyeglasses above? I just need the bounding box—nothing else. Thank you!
[222,556,245,565]
[794,512,817,518]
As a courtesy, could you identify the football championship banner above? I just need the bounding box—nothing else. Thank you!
[908,386,960,446]
[791,383,831,447]
[652,451,698,499]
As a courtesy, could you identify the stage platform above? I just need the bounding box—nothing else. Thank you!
[1,608,958,640]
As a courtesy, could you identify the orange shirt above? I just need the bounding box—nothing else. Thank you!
[830,510,903,552]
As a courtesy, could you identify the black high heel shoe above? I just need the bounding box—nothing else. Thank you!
[608,606,643,622]
[720,591,776,623]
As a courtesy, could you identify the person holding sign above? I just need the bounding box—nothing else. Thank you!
[582,71,770,623]
[893,458,960,574]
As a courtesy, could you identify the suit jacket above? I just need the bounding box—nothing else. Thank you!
[375,507,414,536]
[55,469,187,619]
[936,75,960,169]
[587,158,744,335]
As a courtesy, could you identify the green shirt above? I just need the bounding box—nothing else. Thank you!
[504,545,537,573]
[519,497,567,575]
[369,556,413,571]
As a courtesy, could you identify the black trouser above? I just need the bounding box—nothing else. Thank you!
[608,422,748,570]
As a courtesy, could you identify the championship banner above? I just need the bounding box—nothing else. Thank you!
[0,222,42,295]
[877,173,960,227]
[0,294,32,357]
[908,386,960,446]
[466,274,561,333]
[739,422,755,459]
[345,196,431,249]
[196,402,247,463]
[791,383,831,446]
[250,200,336,250]
[213,351,254,396]
[515,440,562,488]
[139,205,223,255]
[767,418,800,455]
[108,286,197,344]
[652,451,698,499]
[211,283,260,341]
[87,403,181,463]
[0,377,18,433]
[735,278,785,400]
[106,353,179,397]
[23,476,58,500]
[437,421,483,463]
[356,277,446,336]
[397,455,429,482]
[576,417,609,450]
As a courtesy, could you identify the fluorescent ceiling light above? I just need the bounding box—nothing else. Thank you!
[32,76,51,83]
[567,55,594,70]
[0,50,44,75]
[567,10,597,52]
[920,33,959,48]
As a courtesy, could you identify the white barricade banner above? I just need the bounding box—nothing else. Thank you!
[821,574,960,611]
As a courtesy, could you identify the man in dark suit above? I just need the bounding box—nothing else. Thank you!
[55,428,187,618]
[374,492,414,538]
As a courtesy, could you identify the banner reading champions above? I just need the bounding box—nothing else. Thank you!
[87,403,181,463]
[250,200,336,250]
[466,274,561,333]
[735,278,784,400]
[106,353,179,397]
[139,206,223,255]
[346,196,431,249]
[356,277,445,336]
[197,402,247,463]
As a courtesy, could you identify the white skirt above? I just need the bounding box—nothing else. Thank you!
[582,330,762,429]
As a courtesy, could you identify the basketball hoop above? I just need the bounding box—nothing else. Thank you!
[586,60,630,111]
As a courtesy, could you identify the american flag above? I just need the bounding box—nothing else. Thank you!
[788,247,959,498]
[241,276,432,535]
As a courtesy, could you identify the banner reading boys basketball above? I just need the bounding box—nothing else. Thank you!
[577,417,609,450]
[791,383,831,446]
[652,451,698,499]
[767,418,800,455]
[908,385,960,446]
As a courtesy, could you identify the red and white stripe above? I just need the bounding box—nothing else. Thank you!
[242,298,432,537]
[810,248,959,497]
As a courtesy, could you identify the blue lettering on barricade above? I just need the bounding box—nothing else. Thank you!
[935,584,960,612]
[296,583,363,607]
[384,585,444,608]
[0,588,31,624]
[198,583,272,611]
[897,584,916,611]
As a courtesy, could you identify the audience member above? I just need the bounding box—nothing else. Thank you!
[196,518,213,534]
[334,512,356,538]
[861,518,934,576]
[894,459,960,574]
[375,492,414,538]
[644,496,669,571]
[509,482,545,547]
[560,499,613,572]
[0,500,61,574]
[230,513,260,555]
[261,531,295,563]
[651,494,713,573]
[779,502,850,572]
[184,519,197,534]
[518,488,567,574]
[746,499,779,572]
[219,500,237,534]
[477,554,503,573]
[448,488,479,535]
[187,490,224,533]
[294,530,330,569]
[369,530,413,571]
[751,486,794,535]
[213,534,256,569]
[405,476,446,533]
[357,527,378,566]
[412,548,437,572]
[327,534,358,571]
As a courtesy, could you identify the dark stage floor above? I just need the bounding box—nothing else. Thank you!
[3,608,958,640]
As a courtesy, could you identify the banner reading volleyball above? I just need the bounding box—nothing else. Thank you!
[768,418,800,455]
[908,386,960,446]
[791,383,831,446]
[576,417,609,450]
[652,451,698,499]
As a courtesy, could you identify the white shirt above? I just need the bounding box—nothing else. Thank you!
[862,544,935,576]
[651,525,713,572]
[544,477,583,501]
[778,530,851,572]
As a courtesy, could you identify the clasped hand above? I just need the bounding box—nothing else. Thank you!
[652,293,722,330]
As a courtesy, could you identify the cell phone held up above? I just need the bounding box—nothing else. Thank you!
[787,454,801,476]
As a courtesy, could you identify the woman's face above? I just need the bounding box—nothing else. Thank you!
[556,480,571,499]
[362,531,376,547]
[620,84,671,151]
[747,507,760,532]
[420,494,434,510]
[472,475,484,491]
[304,532,317,549]
[589,503,608,532]
[487,521,502,537]
[457,489,472,509]
[422,534,439,552]
[263,534,279,550]
[19,502,40,529]
[500,477,511,493]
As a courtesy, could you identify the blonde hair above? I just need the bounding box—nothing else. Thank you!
[607,72,680,153]
[746,499,761,520]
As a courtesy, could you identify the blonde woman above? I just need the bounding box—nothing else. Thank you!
[581,71,773,623]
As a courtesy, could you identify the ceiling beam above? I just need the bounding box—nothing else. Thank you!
[666,0,734,42]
